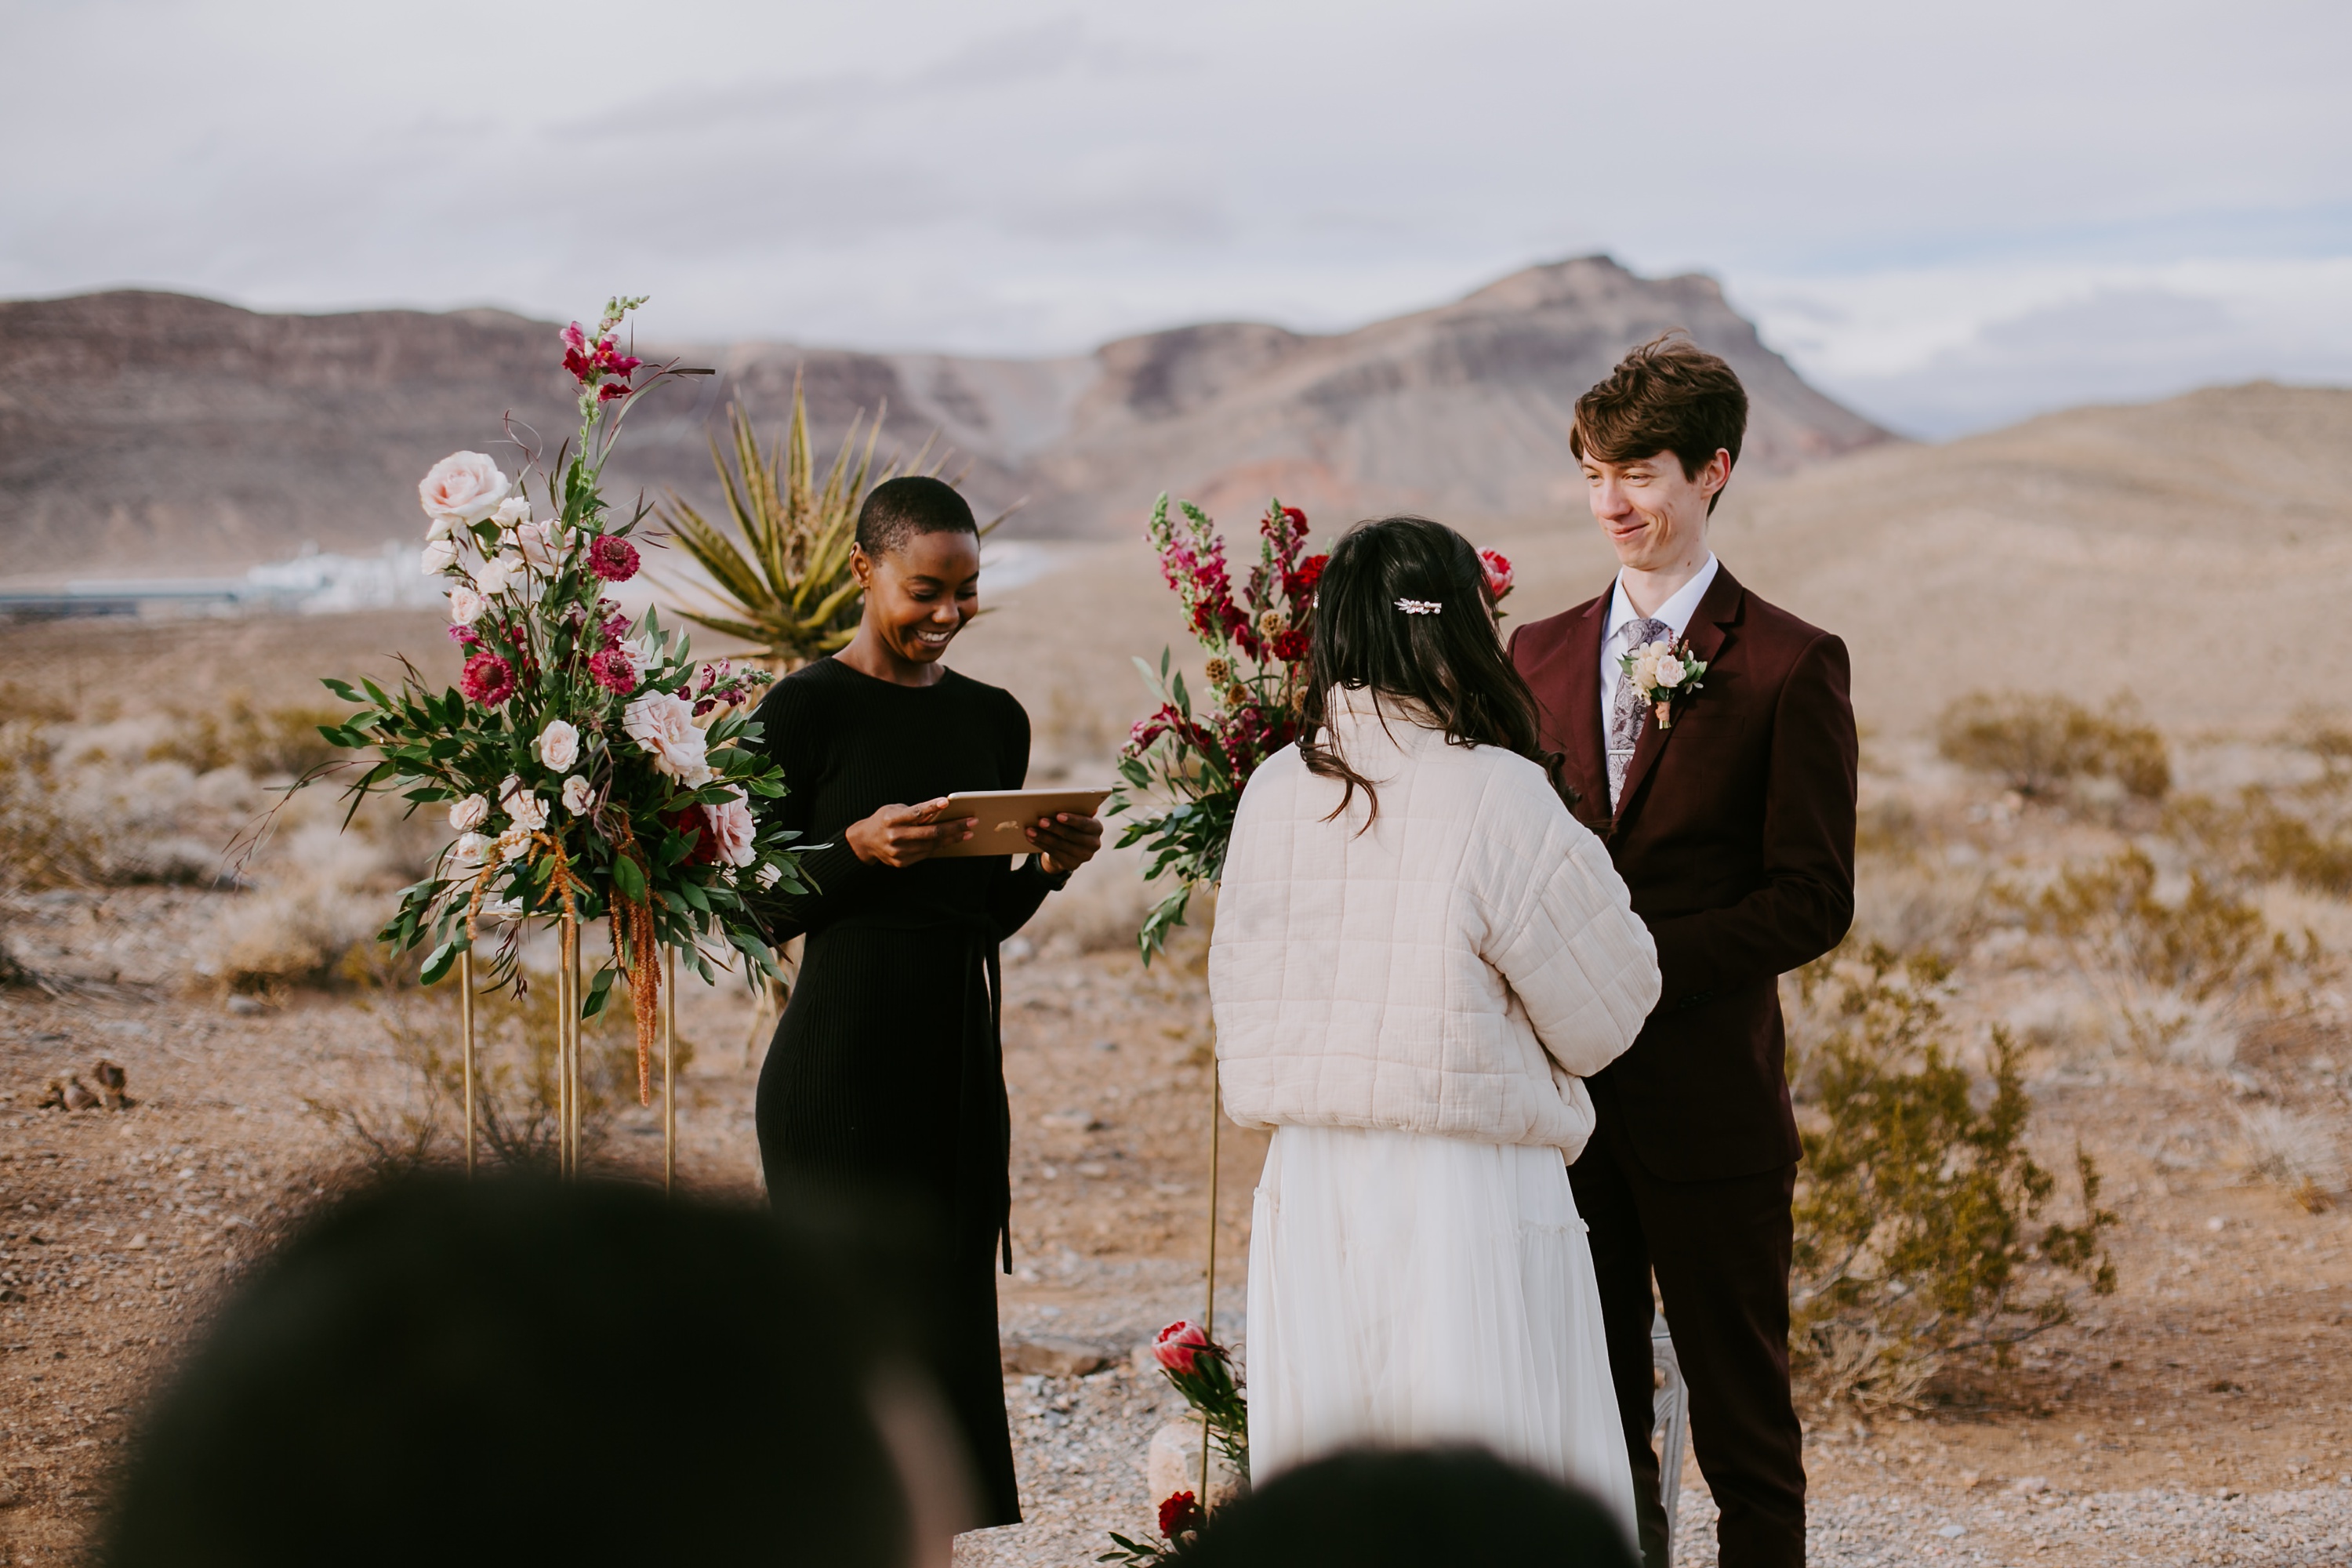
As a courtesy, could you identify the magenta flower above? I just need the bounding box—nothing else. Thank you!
[1479,548,1515,604]
[588,534,641,583]
[588,649,637,695]
[459,651,516,707]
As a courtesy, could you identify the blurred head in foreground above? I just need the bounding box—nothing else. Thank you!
[101,1174,969,1568]
[1185,1446,1639,1568]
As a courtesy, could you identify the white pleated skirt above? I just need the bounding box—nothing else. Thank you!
[1245,1123,1637,1539]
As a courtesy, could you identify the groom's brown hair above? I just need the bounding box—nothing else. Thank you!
[1570,332,1748,514]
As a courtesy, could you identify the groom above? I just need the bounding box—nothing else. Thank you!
[1509,335,1857,1568]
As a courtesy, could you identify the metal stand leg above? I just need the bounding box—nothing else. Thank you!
[1653,1310,1690,1566]
[457,951,476,1177]
[557,915,583,1179]
[662,947,676,1193]
[1200,1054,1221,1509]
[568,919,584,1177]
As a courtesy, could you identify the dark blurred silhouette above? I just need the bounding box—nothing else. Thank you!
[100,1174,970,1568]
[1185,1446,1641,1568]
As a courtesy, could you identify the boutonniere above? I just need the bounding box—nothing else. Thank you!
[1621,636,1708,730]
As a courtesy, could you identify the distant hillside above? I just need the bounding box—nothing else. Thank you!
[927,382,2352,746]
[0,258,1888,576]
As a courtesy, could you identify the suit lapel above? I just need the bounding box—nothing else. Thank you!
[1611,565,1747,835]
[1555,590,1612,826]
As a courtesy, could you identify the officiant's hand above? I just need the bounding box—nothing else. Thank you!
[1026,811,1103,876]
[846,799,975,867]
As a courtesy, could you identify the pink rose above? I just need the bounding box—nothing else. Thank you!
[513,519,560,573]
[702,789,757,869]
[1152,1320,1210,1376]
[622,691,713,786]
[418,452,511,531]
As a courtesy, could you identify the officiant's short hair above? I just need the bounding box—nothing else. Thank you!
[1571,332,1748,514]
[858,474,978,558]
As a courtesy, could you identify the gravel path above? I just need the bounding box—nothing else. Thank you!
[960,1273,2352,1568]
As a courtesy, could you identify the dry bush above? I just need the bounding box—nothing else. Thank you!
[148,691,350,779]
[1937,691,2170,800]
[192,818,403,994]
[1789,944,2117,1410]
[2017,848,2294,1060]
[0,722,103,891]
[314,945,644,1172]
[2236,1105,2347,1211]
[0,678,78,726]
[1849,857,1989,960]
[2168,786,2352,898]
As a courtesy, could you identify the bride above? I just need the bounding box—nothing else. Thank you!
[1210,515,1659,1534]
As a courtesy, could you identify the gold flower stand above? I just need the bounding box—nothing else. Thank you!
[452,921,678,1189]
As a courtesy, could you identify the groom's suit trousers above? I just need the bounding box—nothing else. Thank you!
[1570,1109,1803,1568]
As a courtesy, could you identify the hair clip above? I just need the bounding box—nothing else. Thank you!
[1395,598,1443,615]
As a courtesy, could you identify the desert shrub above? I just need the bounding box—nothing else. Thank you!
[0,722,102,890]
[193,821,400,993]
[1937,691,2170,799]
[317,945,647,1172]
[2018,847,2294,1059]
[149,692,350,779]
[2168,788,2352,898]
[1789,944,2117,1409]
[2236,1105,2347,1213]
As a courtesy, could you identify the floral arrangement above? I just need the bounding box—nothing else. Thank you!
[1098,1319,1247,1563]
[311,296,807,1098]
[1621,635,1708,730]
[1110,501,1516,962]
[1109,496,1326,962]
[1152,1319,1250,1479]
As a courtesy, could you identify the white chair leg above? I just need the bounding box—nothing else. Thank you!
[1651,1309,1690,1567]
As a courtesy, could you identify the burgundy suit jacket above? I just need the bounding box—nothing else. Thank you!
[1508,564,1857,1181]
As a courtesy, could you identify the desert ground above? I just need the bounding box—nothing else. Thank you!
[8,387,2352,1566]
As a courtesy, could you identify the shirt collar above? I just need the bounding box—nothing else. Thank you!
[1605,553,1720,646]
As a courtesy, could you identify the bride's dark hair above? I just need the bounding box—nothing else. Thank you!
[1298,515,1561,822]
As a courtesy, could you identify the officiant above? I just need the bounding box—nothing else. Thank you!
[746,475,1102,1529]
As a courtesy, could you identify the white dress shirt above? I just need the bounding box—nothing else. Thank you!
[1599,551,1719,741]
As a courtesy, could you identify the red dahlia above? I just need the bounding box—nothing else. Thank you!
[588,534,641,583]
[587,649,637,695]
[458,651,516,707]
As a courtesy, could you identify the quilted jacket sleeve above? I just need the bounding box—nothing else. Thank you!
[1476,771,1661,1079]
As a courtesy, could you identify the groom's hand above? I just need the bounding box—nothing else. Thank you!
[1026,811,1103,876]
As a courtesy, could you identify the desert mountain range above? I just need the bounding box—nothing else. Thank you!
[0,257,1886,577]
[945,379,2352,743]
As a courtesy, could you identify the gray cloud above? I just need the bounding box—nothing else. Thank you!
[2,0,2349,432]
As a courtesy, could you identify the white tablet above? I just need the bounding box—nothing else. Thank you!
[926,786,1114,858]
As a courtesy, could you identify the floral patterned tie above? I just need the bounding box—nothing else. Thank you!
[1607,616,1671,809]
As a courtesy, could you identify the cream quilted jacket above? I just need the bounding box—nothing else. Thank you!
[1210,688,1661,1157]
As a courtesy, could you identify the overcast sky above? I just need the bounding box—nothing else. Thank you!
[5,0,2348,437]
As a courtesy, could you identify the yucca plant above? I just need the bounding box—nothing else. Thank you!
[656,372,944,670]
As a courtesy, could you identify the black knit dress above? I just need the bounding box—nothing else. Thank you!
[747,656,1064,1527]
